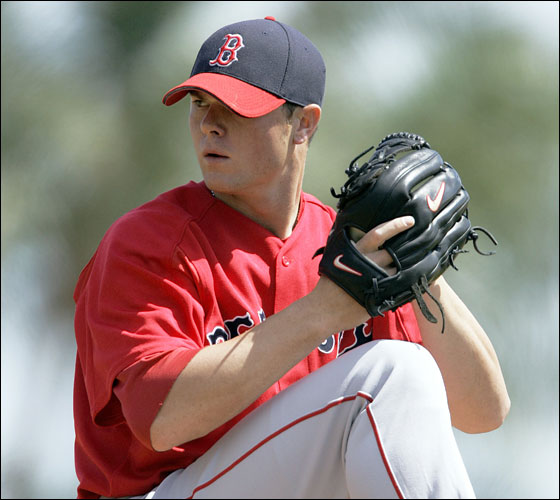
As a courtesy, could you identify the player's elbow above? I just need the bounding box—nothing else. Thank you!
[484,385,511,431]
[455,391,511,434]
[151,431,170,453]
[150,423,174,452]
[150,414,176,452]
[489,391,511,430]
[150,423,200,453]
[150,412,206,452]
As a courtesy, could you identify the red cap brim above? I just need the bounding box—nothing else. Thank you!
[162,73,286,118]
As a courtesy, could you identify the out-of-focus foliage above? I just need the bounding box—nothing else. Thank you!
[2,1,194,316]
[2,1,558,498]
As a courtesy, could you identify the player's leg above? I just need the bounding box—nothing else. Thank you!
[139,340,474,499]
[343,340,475,498]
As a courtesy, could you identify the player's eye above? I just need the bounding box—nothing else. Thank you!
[190,96,208,108]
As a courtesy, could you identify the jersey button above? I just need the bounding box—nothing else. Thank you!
[282,256,292,267]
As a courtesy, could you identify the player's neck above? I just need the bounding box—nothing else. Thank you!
[213,186,302,240]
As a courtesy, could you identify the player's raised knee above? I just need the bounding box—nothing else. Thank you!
[345,340,447,399]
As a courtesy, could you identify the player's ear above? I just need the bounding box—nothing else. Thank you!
[293,104,321,145]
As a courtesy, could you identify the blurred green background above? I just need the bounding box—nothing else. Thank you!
[1,1,558,498]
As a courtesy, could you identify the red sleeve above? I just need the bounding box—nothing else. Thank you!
[113,348,198,449]
[74,209,206,447]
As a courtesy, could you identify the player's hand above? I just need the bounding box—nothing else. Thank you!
[311,216,415,332]
[352,215,415,276]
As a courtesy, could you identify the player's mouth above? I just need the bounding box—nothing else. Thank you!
[203,150,229,161]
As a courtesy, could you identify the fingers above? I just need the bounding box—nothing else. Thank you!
[351,216,415,277]
[369,249,395,268]
[355,216,415,254]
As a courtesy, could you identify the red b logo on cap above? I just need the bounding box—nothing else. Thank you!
[209,34,245,67]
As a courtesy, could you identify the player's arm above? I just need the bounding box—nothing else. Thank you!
[150,217,410,452]
[310,131,509,435]
[413,276,510,434]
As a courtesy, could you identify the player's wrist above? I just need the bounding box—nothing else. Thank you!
[309,276,370,334]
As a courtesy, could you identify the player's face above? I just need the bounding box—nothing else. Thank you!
[188,91,296,198]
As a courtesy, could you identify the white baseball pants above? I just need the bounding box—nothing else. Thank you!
[135,340,475,499]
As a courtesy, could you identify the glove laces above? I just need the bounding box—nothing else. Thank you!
[449,225,498,270]
[412,276,446,334]
[469,226,498,256]
[330,145,378,202]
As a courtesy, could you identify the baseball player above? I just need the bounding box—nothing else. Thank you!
[73,17,510,499]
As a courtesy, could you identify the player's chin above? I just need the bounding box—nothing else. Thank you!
[198,155,232,176]
[201,172,240,197]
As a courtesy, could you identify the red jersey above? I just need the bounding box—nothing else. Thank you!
[73,181,422,498]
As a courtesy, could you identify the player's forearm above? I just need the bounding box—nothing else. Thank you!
[151,218,412,451]
[414,276,510,434]
[150,281,364,452]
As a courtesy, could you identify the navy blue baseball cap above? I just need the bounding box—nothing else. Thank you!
[162,17,326,117]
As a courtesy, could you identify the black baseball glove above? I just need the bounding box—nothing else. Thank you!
[314,132,497,332]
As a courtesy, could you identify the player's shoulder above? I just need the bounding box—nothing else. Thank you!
[302,191,337,222]
[75,182,210,301]
[99,181,212,256]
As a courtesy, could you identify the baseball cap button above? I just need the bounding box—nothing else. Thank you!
[264,16,276,21]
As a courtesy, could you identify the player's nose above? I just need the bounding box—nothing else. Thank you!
[200,104,227,137]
